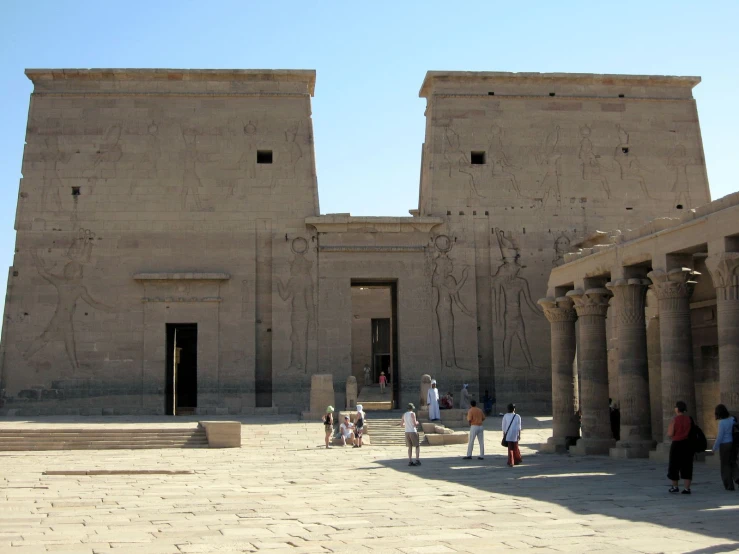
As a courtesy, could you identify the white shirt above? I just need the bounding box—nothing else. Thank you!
[502,413,521,442]
[340,422,354,438]
[403,412,418,433]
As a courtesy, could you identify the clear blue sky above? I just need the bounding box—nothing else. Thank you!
[0,0,737,307]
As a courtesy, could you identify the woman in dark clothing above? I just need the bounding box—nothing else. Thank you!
[667,400,693,494]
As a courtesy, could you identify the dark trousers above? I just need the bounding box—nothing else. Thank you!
[719,442,738,491]
[667,439,694,482]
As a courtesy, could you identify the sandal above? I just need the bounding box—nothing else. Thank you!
[668,486,680,493]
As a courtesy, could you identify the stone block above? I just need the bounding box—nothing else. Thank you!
[310,374,335,415]
[442,432,469,445]
[426,434,444,446]
[421,423,437,434]
[199,421,241,448]
[345,376,357,410]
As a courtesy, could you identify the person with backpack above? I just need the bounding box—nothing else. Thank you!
[712,404,739,491]
[667,400,694,494]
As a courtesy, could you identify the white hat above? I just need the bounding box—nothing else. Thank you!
[357,405,363,412]
[431,379,437,385]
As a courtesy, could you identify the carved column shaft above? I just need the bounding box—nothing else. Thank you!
[539,297,578,442]
[568,288,614,454]
[607,278,653,456]
[648,268,698,437]
[706,254,739,415]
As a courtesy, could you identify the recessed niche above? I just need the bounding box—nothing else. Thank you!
[257,150,273,164]
[71,187,80,196]
[549,92,556,97]
[676,204,684,209]
[470,151,486,165]
[622,147,629,154]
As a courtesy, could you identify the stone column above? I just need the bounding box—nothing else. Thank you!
[705,253,739,415]
[538,296,579,453]
[567,288,615,455]
[647,268,697,460]
[606,278,655,458]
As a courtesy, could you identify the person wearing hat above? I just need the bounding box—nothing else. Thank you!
[339,415,356,447]
[353,404,366,448]
[427,379,441,421]
[400,403,421,466]
[323,406,334,449]
[379,371,387,394]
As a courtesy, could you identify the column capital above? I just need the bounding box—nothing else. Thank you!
[566,288,611,317]
[606,278,651,326]
[647,268,698,300]
[705,253,739,301]
[538,296,576,323]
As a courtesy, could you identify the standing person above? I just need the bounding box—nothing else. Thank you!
[463,400,485,460]
[667,400,694,494]
[460,384,471,410]
[354,405,366,448]
[712,404,738,491]
[363,364,371,386]
[339,415,356,447]
[502,403,522,467]
[323,406,334,449]
[400,403,421,466]
[427,380,441,421]
[482,390,494,416]
[379,371,387,394]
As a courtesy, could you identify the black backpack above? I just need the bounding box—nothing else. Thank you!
[690,417,707,454]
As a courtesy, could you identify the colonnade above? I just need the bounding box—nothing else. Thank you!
[539,253,739,458]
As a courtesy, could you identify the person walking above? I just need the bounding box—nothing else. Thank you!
[427,379,441,421]
[502,403,522,467]
[353,404,366,448]
[401,403,421,466]
[667,400,694,494]
[323,406,334,449]
[712,404,738,491]
[463,399,485,460]
[379,372,387,394]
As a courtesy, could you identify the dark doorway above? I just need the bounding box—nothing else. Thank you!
[372,318,391,384]
[165,323,198,416]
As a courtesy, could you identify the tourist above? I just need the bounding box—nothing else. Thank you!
[340,415,355,447]
[482,390,494,416]
[353,404,366,448]
[379,371,387,394]
[363,363,371,386]
[463,399,485,460]
[667,400,693,494]
[400,403,421,466]
[460,384,471,410]
[502,403,522,467]
[323,406,334,449]
[440,392,453,410]
[712,403,738,491]
[427,379,441,421]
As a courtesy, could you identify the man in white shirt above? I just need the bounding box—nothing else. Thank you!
[340,415,355,447]
[501,403,522,466]
[400,403,421,466]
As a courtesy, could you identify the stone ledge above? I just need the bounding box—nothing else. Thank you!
[198,421,241,448]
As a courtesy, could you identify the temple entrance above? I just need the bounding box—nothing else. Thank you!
[351,282,399,408]
[165,323,198,416]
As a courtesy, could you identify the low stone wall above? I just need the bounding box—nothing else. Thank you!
[198,421,241,448]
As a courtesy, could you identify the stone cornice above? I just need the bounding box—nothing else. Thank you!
[538,296,577,323]
[567,288,612,317]
[306,216,443,234]
[647,268,698,300]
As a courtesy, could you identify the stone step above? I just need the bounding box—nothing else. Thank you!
[0,427,209,451]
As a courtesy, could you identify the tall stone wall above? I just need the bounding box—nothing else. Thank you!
[418,72,710,410]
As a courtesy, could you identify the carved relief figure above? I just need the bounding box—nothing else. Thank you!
[180,126,205,211]
[579,125,611,198]
[552,232,570,267]
[277,237,315,372]
[491,229,543,370]
[614,125,651,198]
[536,126,562,207]
[41,135,71,211]
[488,123,521,196]
[667,143,692,207]
[24,230,114,370]
[241,121,258,180]
[92,125,123,169]
[432,235,473,370]
[443,126,484,198]
[285,121,303,178]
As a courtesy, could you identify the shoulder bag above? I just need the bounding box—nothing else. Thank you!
[501,415,516,447]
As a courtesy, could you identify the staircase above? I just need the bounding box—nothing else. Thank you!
[365,411,425,446]
[0,427,209,451]
[357,384,393,411]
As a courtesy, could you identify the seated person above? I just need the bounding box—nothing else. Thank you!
[339,415,355,447]
[440,392,454,410]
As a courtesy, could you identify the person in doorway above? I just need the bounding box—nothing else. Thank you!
[463,400,485,460]
[363,364,371,386]
[712,403,738,491]
[379,372,387,394]
[482,390,494,416]
[427,380,441,421]
[401,403,421,466]
[667,400,694,494]
[353,404,366,448]
[460,384,471,410]
[340,415,356,447]
[323,406,334,449]
[502,403,522,466]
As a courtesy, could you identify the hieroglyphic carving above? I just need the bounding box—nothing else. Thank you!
[579,125,611,198]
[536,126,562,207]
[241,120,258,180]
[442,126,484,198]
[491,228,543,370]
[25,229,114,370]
[552,232,571,267]
[667,142,693,207]
[41,136,71,211]
[488,123,521,196]
[614,125,651,198]
[277,237,315,372]
[431,235,473,370]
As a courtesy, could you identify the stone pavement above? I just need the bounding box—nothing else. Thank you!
[1,416,738,553]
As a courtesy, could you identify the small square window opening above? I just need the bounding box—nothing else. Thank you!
[470,151,486,165]
[71,187,81,196]
[257,150,273,164]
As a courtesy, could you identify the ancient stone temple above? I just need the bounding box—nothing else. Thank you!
[0,69,710,415]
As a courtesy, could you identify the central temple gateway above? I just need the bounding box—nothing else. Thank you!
[0,69,709,415]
